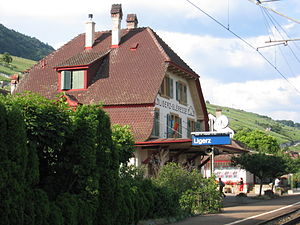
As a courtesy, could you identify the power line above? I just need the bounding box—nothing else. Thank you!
[249,0,300,24]
[261,7,300,77]
[185,0,300,95]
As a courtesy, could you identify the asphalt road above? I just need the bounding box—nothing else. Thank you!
[168,194,300,225]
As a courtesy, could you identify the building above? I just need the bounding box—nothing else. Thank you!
[15,4,247,175]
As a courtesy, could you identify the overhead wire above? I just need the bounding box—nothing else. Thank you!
[261,6,300,77]
[185,0,300,95]
[264,8,300,65]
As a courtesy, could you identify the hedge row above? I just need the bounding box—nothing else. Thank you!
[0,93,221,225]
[0,93,182,225]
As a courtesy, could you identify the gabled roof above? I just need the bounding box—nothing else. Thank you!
[16,27,200,106]
[16,26,208,141]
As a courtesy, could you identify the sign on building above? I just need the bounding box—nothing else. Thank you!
[191,132,231,146]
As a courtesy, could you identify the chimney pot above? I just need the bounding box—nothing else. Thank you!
[111,4,123,18]
[126,14,138,29]
[85,14,95,49]
[111,4,123,47]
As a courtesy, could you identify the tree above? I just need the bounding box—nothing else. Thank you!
[1,52,13,64]
[232,153,288,196]
[112,124,135,164]
[234,128,281,154]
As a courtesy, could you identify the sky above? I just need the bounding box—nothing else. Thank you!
[1,0,300,123]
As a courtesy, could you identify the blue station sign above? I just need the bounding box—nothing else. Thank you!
[192,132,231,146]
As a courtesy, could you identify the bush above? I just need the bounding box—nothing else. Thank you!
[154,163,221,215]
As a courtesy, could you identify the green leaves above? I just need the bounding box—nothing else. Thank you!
[154,163,221,215]
[235,129,280,154]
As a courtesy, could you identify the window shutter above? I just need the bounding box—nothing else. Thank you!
[169,78,173,98]
[152,110,160,137]
[176,81,179,101]
[178,117,182,138]
[72,70,84,89]
[167,114,172,138]
[195,120,201,132]
[187,120,191,136]
[61,71,71,90]
[183,85,187,103]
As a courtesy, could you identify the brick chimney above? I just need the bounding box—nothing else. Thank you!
[111,4,123,48]
[85,14,95,49]
[126,14,138,29]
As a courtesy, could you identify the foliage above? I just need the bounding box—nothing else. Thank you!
[154,163,221,215]
[1,52,13,64]
[112,124,135,164]
[117,165,180,225]
[0,54,36,76]
[277,120,300,129]
[0,24,54,61]
[206,103,300,147]
[234,128,281,154]
[232,153,289,196]
[0,93,223,224]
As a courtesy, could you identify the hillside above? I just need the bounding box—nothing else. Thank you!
[206,103,300,151]
[0,54,36,76]
[0,24,54,61]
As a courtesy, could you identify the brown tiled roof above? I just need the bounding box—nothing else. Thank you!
[56,50,109,68]
[104,106,154,142]
[16,26,208,141]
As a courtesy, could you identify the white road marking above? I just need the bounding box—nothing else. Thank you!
[224,201,300,225]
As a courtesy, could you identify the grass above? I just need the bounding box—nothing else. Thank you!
[206,103,300,151]
[0,55,36,75]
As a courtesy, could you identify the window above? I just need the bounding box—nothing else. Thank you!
[166,113,182,138]
[187,119,196,138]
[160,76,173,98]
[195,120,202,132]
[61,70,85,90]
[176,81,187,105]
[152,109,160,137]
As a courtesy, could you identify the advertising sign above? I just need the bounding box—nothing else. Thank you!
[192,132,231,146]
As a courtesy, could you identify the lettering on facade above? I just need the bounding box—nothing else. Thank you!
[155,98,195,116]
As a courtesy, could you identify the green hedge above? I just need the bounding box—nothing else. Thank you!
[0,93,220,224]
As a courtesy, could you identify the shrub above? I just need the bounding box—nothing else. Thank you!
[154,163,221,215]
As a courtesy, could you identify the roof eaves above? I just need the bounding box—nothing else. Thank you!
[166,61,199,80]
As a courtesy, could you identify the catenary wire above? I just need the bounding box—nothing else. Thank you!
[261,7,299,77]
[264,8,300,65]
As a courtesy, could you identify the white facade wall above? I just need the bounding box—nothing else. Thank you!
[154,72,198,139]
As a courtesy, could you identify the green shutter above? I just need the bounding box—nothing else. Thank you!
[183,85,187,103]
[152,110,160,137]
[178,117,182,138]
[195,120,201,132]
[167,114,172,138]
[169,78,173,98]
[72,70,84,89]
[187,120,191,138]
[61,71,71,90]
[176,81,179,101]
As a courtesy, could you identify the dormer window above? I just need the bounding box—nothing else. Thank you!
[60,70,86,90]
[55,51,110,92]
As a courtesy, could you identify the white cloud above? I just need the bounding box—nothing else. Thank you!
[157,30,267,72]
[0,0,242,22]
[201,75,300,122]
